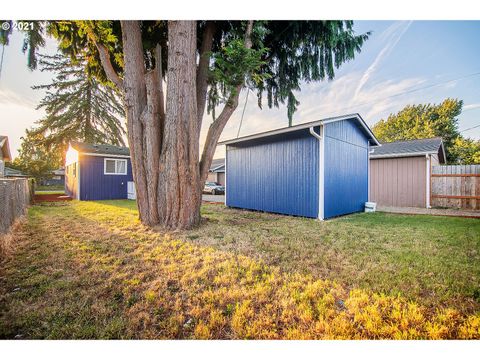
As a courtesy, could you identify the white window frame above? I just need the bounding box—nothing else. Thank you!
[104,158,128,175]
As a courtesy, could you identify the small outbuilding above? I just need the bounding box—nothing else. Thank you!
[207,158,225,186]
[369,137,446,208]
[219,114,380,219]
[65,142,133,200]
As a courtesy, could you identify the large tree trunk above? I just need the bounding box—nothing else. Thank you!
[121,21,161,226]
[93,20,253,230]
[157,21,202,229]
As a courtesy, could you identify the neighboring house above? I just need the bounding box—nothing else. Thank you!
[4,167,28,178]
[0,135,12,177]
[219,114,379,219]
[207,158,225,186]
[65,142,133,200]
[369,137,446,208]
[40,168,65,186]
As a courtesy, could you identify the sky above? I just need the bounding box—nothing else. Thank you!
[0,20,479,160]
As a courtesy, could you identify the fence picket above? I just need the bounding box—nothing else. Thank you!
[431,164,480,210]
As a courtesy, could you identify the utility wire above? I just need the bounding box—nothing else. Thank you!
[237,89,250,138]
[459,124,480,133]
[0,44,5,81]
[318,71,480,120]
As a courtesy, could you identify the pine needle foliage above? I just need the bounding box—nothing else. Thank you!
[32,53,126,149]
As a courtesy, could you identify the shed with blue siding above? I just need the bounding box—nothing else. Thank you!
[65,142,133,201]
[219,114,380,219]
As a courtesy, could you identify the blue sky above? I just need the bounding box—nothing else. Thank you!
[1,20,479,158]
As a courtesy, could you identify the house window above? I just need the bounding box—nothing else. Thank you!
[104,158,127,175]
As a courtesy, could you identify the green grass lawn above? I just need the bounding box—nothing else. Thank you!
[34,190,66,195]
[186,204,480,313]
[36,185,65,192]
[0,200,478,339]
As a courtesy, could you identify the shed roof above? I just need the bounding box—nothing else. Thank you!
[0,135,12,161]
[71,141,130,157]
[370,137,446,163]
[218,114,380,146]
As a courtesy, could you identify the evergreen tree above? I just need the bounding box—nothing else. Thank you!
[32,53,126,150]
[372,98,463,162]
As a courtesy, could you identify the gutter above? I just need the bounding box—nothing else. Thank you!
[309,126,324,220]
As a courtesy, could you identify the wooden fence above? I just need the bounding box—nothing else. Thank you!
[431,165,480,210]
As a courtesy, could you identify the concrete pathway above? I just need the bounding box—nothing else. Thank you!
[202,194,225,203]
[377,206,480,218]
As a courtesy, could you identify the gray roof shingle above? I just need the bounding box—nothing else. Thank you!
[370,137,445,162]
[71,141,130,157]
[209,158,225,172]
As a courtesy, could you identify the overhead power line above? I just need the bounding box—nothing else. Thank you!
[459,124,480,133]
[318,71,480,120]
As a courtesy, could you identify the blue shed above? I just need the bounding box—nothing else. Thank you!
[219,114,380,219]
[65,142,133,201]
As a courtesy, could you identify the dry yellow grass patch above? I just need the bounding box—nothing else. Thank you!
[0,200,478,339]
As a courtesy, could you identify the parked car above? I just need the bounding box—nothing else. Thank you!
[203,181,225,195]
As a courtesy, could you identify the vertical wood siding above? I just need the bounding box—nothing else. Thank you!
[79,155,133,200]
[431,164,480,210]
[226,131,319,218]
[370,156,427,207]
[324,119,369,218]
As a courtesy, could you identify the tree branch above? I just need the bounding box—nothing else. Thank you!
[84,26,124,90]
[96,43,124,90]
[196,21,216,125]
[199,21,254,181]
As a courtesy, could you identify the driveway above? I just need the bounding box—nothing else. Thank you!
[202,194,225,203]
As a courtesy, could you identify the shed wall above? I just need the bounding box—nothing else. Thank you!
[226,131,319,218]
[370,156,427,207]
[323,119,369,218]
[65,161,79,199]
[79,155,133,200]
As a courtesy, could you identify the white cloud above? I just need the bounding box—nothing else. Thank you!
[0,88,37,108]
[353,21,412,100]
[464,103,480,110]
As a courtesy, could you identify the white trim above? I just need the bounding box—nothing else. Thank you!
[210,164,225,173]
[426,154,431,208]
[224,145,228,206]
[319,125,325,220]
[367,142,370,202]
[309,126,324,220]
[219,113,380,146]
[370,151,438,159]
[83,152,130,159]
[77,159,81,200]
[321,115,379,146]
[104,158,128,175]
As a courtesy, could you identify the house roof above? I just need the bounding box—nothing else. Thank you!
[4,167,28,177]
[218,114,380,146]
[0,135,12,161]
[370,137,446,163]
[209,158,225,172]
[70,141,130,157]
[52,168,65,176]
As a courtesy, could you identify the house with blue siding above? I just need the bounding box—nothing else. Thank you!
[65,142,133,201]
[219,114,380,219]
